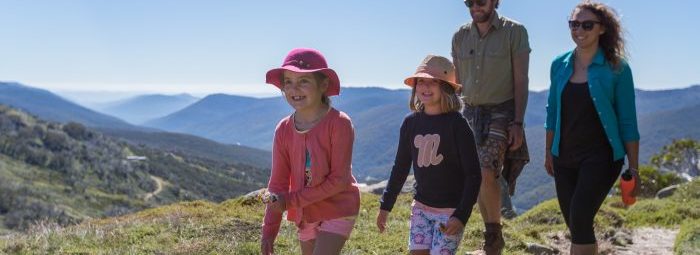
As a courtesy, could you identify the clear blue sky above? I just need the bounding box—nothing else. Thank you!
[1,1,698,96]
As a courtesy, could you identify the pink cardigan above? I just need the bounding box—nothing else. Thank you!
[262,108,361,240]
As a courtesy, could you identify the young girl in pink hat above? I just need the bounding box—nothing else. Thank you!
[376,55,482,255]
[261,48,361,255]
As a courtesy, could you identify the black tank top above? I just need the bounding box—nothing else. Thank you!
[559,81,611,158]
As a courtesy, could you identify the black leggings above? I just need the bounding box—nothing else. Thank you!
[553,153,623,244]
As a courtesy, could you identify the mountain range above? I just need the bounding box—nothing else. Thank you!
[97,93,199,125]
[143,85,700,210]
[0,82,138,131]
[0,81,270,170]
[2,81,699,211]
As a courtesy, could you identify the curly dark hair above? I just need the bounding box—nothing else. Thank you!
[574,1,627,69]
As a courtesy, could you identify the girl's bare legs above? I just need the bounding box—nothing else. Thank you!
[312,231,348,255]
[300,239,315,255]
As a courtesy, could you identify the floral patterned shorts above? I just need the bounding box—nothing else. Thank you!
[409,201,464,254]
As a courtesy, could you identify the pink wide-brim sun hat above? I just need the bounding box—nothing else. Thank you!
[265,48,341,96]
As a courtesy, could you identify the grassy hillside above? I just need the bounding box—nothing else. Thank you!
[98,128,271,170]
[676,219,700,255]
[0,105,268,233]
[3,179,697,254]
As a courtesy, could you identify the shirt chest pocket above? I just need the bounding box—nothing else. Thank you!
[485,39,508,59]
[455,44,476,60]
[453,30,475,60]
[483,45,509,73]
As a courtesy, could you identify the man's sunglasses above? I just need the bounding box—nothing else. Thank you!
[464,0,488,8]
[568,20,601,31]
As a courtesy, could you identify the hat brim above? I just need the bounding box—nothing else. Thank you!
[403,73,462,91]
[265,66,340,96]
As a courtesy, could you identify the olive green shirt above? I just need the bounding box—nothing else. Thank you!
[452,12,530,106]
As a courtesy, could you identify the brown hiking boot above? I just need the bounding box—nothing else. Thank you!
[483,223,505,255]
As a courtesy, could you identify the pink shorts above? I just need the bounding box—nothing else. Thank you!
[297,216,357,241]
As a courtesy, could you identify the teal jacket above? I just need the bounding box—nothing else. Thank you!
[545,48,640,160]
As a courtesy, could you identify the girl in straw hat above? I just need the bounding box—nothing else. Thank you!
[261,48,360,255]
[376,55,482,255]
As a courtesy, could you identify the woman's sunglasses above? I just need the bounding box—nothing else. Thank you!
[464,0,488,8]
[568,20,601,31]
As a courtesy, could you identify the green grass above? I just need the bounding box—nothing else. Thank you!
[623,179,700,228]
[0,193,612,254]
[2,179,699,254]
[675,219,700,255]
[1,105,272,233]
[0,153,149,220]
[0,199,265,254]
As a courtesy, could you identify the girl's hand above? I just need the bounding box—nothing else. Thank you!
[268,194,286,213]
[440,217,464,235]
[261,237,275,255]
[376,210,389,233]
[544,151,554,177]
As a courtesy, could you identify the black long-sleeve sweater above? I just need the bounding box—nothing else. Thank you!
[380,111,482,224]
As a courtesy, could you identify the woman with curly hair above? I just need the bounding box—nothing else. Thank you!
[544,1,641,254]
